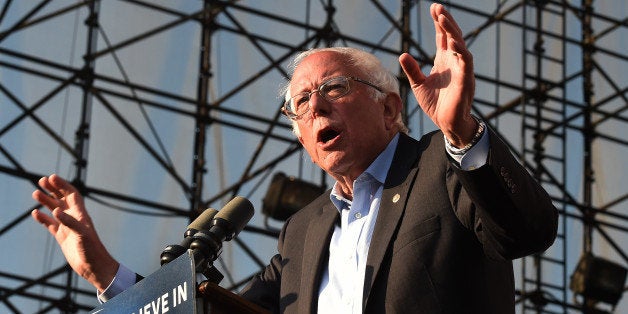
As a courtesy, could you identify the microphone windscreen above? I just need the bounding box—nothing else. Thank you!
[215,196,254,234]
[188,208,218,231]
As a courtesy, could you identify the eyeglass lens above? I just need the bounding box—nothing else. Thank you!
[289,77,351,116]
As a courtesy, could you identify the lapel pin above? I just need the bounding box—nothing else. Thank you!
[392,194,400,203]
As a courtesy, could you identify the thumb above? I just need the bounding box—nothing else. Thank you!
[399,53,426,87]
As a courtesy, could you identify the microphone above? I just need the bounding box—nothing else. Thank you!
[189,196,254,274]
[160,207,219,265]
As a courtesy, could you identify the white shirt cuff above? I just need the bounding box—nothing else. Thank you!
[96,263,137,303]
[446,128,490,170]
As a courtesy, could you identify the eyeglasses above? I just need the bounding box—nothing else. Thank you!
[282,76,384,120]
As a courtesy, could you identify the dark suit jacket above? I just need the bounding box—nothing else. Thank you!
[239,130,558,313]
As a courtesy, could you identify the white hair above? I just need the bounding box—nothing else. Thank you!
[282,47,408,136]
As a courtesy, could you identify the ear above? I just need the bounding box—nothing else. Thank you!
[382,93,402,130]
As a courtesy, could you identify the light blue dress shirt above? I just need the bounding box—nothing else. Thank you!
[317,134,399,313]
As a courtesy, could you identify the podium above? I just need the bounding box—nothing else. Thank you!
[90,251,270,314]
[197,281,269,314]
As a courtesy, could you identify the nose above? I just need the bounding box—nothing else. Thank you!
[308,91,331,118]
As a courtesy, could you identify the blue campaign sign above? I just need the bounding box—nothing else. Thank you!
[91,251,197,314]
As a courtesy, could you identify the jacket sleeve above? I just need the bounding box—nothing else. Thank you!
[447,128,558,260]
[238,218,290,313]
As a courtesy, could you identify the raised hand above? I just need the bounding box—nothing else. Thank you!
[399,3,477,148]
[31,174,119,292]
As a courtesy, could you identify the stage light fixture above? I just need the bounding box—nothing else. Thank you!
[262,172,325,221]
[569,253,627,308]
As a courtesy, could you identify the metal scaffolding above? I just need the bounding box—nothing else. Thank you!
[0,0,625,313]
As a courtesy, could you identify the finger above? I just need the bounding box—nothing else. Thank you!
[431,4,447,51]
[434,4,463,40]
[52,207,87,233]
[432,4,466,55]
[32,189,62,211]
[448,37,474,75]
[31,209,59,235]
[440,16,465,54]
[48,174,79,198]
[38,176,63,199]
[399,53,426,87]
[38,174,77,200]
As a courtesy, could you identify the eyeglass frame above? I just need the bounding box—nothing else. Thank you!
[281,76,385,120]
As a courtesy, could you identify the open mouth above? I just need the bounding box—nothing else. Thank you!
[318,127,340,144]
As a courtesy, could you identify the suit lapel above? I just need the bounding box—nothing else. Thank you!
[362,133,423,306]
[299,200,339,314]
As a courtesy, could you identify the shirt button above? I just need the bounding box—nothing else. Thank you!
[354,212,362,219]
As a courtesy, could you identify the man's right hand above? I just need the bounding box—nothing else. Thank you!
[31,174,119,293]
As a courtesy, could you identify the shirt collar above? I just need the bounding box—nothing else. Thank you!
[330,133,400,209]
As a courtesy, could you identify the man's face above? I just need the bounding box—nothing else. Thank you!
[290,51,397,182]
